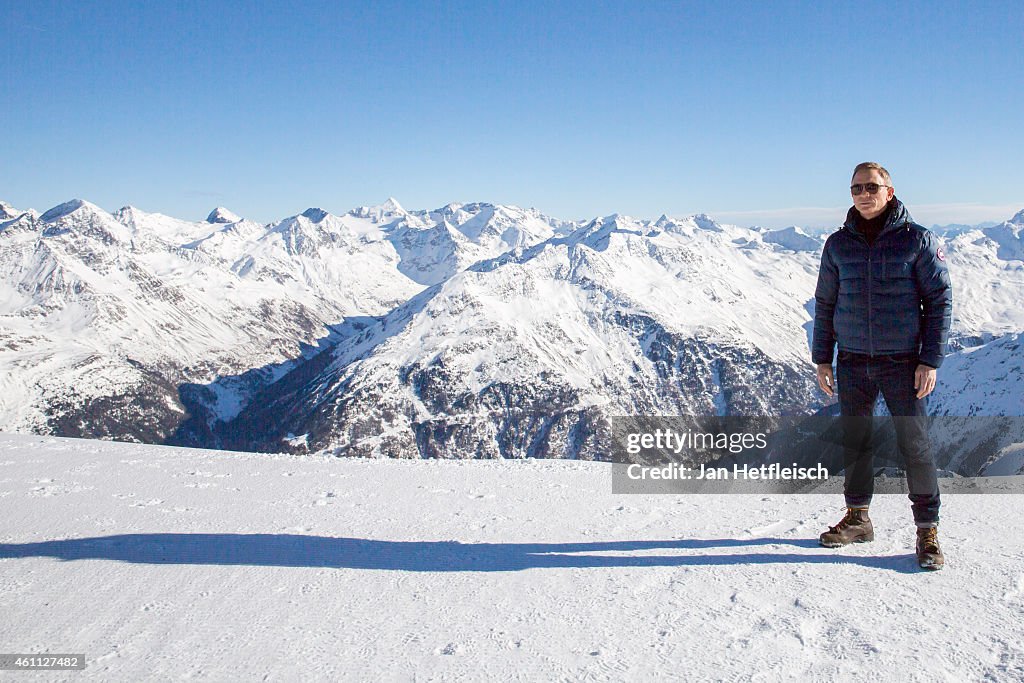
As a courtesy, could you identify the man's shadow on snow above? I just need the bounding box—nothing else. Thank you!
[0,534,923,574]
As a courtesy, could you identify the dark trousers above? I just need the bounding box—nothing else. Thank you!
[836,351,940,526]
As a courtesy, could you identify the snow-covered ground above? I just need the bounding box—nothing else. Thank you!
[1,433,1022,681]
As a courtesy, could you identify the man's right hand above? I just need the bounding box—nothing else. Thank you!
[816,363,835,397]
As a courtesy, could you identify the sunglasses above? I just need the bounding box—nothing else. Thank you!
[850,183,889,195]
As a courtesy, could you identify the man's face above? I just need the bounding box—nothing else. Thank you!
[850,169,895,220]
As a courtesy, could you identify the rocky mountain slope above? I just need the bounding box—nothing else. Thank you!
[0,198,568,443]
[2,198,1022,466]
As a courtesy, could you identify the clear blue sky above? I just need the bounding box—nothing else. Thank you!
[3,1,1022,228]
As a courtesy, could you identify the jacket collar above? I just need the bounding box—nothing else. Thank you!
[843,197,913,240]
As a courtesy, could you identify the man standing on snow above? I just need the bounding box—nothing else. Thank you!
[812,162,953,570]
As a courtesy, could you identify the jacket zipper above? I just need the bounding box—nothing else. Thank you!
[848,206,902,358]
[848,225,876,356]
[867,244,873,355]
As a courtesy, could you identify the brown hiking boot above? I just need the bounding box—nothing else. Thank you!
[916,526,944,570]
[819,507,874,547]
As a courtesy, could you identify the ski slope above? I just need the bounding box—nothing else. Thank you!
[1,433,1022,680]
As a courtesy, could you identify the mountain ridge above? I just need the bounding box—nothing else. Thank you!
[2,198,1022,466]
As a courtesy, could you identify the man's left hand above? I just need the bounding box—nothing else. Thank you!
[915,364,937,399]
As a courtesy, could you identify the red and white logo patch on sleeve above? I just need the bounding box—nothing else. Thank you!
[936,246,945,262]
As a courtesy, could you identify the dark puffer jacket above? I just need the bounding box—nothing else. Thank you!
[812,198,953,368]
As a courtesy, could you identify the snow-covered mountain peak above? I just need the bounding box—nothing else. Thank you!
[207,207,242,224]
[974,221,1024,263]
[380,197,404,213]
[350,198,409,223]
[39,198,107,223]
[6,194,1024,462]
[583,214,648,239]
[0,211,38,237]
[1010,208,1024,225]
[651,213,729,238]
[266,210,356,252]
[0,200,21,220]
[114,205,142,218]
[693,213,725,232]
[652,214,699,236]
[36,199,135,246]
[114,205,173,228]
[458,201,500,215]
[761,226,822,252]
[249,197,830,457]
[300,207,330,223]
[111,205,151,233]
[112,205,220,245]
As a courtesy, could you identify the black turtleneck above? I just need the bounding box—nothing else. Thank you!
[858,200,893,246]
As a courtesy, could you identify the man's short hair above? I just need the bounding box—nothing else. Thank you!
[852,162,892,184]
